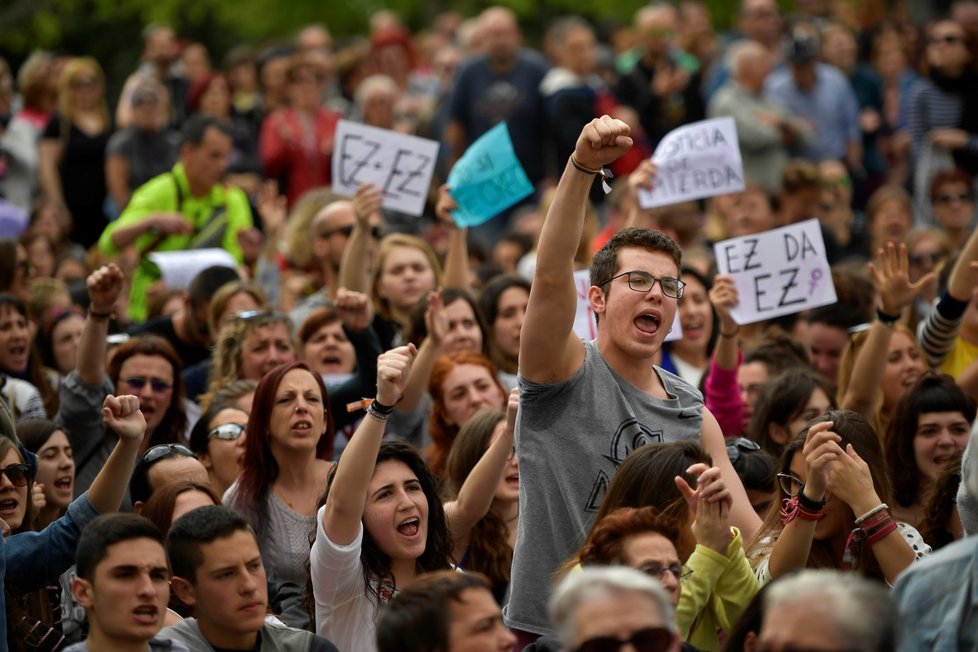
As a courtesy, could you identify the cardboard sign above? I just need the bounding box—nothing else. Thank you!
[332,120,440,216]
[572,269,683,342]
[639,117,745,209]
[148,249,238,289]
[447,122,534,227]
[713,219,837,325]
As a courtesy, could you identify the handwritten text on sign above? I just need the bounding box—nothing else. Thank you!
[639,117,745,209]
[331,120,440,216]
[447,122,534,227]
[713,219,837,325]
[573,270,683,342]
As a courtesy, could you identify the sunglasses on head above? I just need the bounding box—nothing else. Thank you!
[0,463,32,488]
[727,437,761,464]
[142,443,194,465]
[122,376,173,394]
[573,626,674,652]
[208,423,245,441]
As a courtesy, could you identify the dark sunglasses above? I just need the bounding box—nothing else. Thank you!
[929,34,964,46]
[574,626,674,652]
[726,437,761,464]
[935,192,972,205]
[909,251,943,267]
[122,376,173,394]
[142,443,194,465]
[208,423,245,441]
[319,224,383,240]
[0,463,32,488]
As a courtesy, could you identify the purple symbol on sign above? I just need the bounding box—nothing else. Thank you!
[809,268,823,294]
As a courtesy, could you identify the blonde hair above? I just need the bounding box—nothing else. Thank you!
[370,234,443,325]
[282,188,343,269]
[57,57,109,135]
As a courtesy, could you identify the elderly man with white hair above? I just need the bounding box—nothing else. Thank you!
[707,40,812,193]
[545,566,683,652]
[759,570,897,651]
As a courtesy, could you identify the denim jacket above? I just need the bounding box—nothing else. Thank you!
[0,494,100,651]
[893,536,978,651]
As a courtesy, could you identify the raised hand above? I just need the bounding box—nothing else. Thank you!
[353,183,383,222]
[709,274,740,332]
[102,394,146,444]
[505,387,519,435]
[424,289,449,348]
[574,116,633,171]
[256,179,287,237]
[800,421,842,501]
[869,242,935,315]
[824,443,880,516]
[335,287,374,332]
[87,263,125,314]
[376,344,417,405]
[32,482,46,513]
[435,184,460,228]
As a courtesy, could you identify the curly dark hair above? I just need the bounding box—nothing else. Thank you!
[322,439,454,607]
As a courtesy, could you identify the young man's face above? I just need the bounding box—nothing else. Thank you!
[591,247,680,362]
[173,529,268,646]
[73,538,170,646]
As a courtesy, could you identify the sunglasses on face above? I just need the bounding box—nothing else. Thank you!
[208,423,245,441]
[935,192,972,205]
[598,270,686,299]
[573,626,674,652]
[122,376,173,394]
[909,251,943,267]
[929,34,964,46]
[142,443,195,465]
[319,224,383,240]
[0,463,32,488]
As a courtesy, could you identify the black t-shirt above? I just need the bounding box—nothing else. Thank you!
[127,315,211,368]
[42,113,110,248]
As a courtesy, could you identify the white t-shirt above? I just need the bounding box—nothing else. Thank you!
[310,506,381,652]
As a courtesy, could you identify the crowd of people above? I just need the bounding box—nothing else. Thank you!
[2,0,978,650]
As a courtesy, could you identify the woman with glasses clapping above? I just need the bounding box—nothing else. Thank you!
[747,410,929,586]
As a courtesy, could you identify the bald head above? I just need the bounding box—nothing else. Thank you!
[481,6,521,65]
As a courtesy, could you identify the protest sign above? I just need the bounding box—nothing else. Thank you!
[148,249,238,290]
[447,122,534,227]
[638,117,745,209]
[572,269,682,342]
[713,219,837,325]
[331,120,440,216]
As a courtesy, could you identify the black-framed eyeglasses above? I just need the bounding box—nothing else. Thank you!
[208,423,245,441]
[776,472,804,497]
[142,443,194,465]
[599,270,685,299]
[122,376,173,394]
[0,463,32,488]
[573,626,674,652]
[727,437,761,464]
[319,225,383,240]
[637,562,691,582]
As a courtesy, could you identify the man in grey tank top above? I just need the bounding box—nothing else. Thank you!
[504,116,762,640]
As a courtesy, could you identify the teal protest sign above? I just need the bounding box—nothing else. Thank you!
[447,122,534,227]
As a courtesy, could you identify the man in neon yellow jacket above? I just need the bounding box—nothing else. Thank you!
[98,115,253,322]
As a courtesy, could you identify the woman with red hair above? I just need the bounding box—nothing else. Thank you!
[224,360,334,588]
[427,350,505,476]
